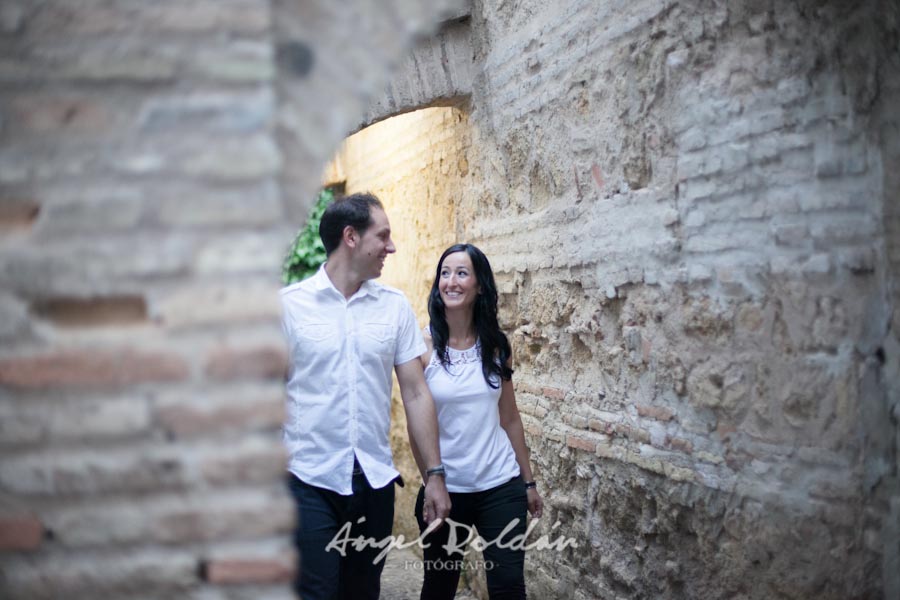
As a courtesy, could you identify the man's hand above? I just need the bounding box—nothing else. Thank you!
[422,475,451,526]
[527,487,543,518]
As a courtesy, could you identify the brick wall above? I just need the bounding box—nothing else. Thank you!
[0,0,460,598]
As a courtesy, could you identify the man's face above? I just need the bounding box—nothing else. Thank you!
[353,207,395,279]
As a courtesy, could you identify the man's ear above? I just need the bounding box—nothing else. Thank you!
[342,225,358,249]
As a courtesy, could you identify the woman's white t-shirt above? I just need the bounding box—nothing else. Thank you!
[424,340,520,493]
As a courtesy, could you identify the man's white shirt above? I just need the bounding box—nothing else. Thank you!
[280,264,426,495]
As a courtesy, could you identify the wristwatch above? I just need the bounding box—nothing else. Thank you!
[425,464,446,479]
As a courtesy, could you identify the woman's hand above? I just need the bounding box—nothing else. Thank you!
[527,487,543,519]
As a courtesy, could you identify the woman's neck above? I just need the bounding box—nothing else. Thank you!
[444,308,476,350]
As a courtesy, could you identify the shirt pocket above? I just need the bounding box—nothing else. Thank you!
[361,321,396,357]
[294,322,332,342]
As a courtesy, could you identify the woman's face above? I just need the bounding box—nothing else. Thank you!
[438,251,480,312]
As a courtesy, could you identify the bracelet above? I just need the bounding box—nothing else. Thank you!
[524,480,537,490]
[425,464,446,478]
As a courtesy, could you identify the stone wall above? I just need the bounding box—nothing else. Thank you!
[449,0,898,597]
[355,0,899,597]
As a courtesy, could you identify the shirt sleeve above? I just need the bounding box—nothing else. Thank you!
[394,299,427,366]
[279,292,296,376]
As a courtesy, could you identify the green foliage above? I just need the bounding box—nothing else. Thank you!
[282,187,333,285]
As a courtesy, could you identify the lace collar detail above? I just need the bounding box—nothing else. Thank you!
[431,341,481,366]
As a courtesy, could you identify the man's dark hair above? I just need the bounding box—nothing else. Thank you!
[318,192,384,256]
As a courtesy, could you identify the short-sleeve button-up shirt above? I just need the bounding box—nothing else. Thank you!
[280,264,426,495]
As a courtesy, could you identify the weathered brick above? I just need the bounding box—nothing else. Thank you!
[810,219,879,246]
[523,420,544,437]
[1,548,198,597]
[0,291,29,340]
[613,423,652,444]
[801,254,831,275]
[514,381,541,396]
[772,223,809,246]
[541,386,566,400]
[6,94,115,134]
[0,513,43,551]
[543,427,566,444]
[587,418,614,434]
[0,349,189,390]
[194,231,288,274]
[199,440,286,487]
[678,128,707,152]
[139,89,273,134]
[0,394,151,446]
[0,37,273,84]
[24,0,271,35]
[46,489,293,547]
[157,280,281,329]
[666,436,694,455]
[0,199,40,229]
[0,2,26,33]
[566,434,598,453]
[203,558,294,585]
[0,40,177,83]
[662,462,697,483]
[623,449,665,476]
[564,413,588,428]
[32,185,144,233]
[111,134,282,181]
[0,445,189,495]
[695,451,725,465]
[0,238,194,297]
[31,296,147,327]
[204,345,288,381]
[636,404,674,422]
[188,40,275,82]
[154,385,284,438]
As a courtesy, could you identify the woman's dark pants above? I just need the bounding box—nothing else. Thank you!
[414,476,527,600]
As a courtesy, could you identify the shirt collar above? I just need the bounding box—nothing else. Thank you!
[313,263,380,300]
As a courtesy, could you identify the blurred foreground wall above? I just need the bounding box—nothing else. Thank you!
[0,1,459,597]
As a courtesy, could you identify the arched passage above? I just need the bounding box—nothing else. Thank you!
[319,102,473,541]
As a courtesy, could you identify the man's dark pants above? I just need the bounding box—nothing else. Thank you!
[287,468,396,599]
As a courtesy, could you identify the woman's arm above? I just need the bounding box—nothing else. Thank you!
[498,376,544,518]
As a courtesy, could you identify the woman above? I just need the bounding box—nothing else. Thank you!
[409,243,544,600]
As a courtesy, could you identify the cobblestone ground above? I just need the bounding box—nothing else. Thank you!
[380,547,477,599]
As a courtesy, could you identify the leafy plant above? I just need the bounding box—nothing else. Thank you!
[282,187,334,285]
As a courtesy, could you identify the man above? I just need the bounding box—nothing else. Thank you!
[280,192,451,599]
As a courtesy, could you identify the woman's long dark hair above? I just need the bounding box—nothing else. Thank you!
[428,244,513,388]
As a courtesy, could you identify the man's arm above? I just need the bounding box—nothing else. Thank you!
[395,358,451,525]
